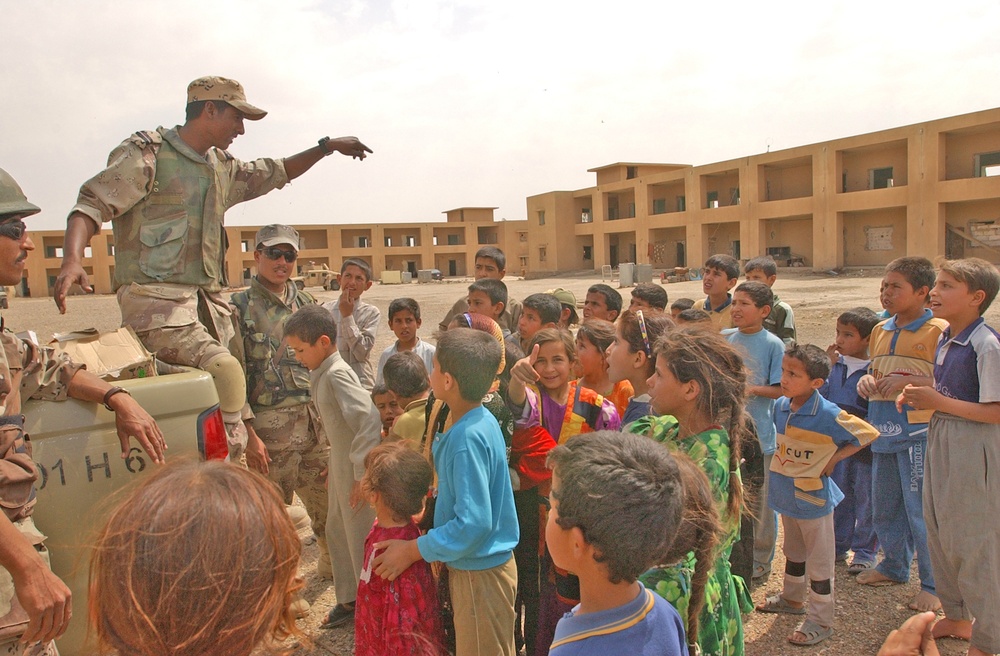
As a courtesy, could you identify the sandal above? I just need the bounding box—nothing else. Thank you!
[847,560,874,574]
[756,594,806,615]
[789,619,833,646]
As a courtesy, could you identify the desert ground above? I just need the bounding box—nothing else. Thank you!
[11,268,997,656]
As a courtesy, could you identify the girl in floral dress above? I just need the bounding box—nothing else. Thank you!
[628,327,753,656]
[355,442,446,656]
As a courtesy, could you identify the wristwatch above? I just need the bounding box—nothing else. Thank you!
[318,136,333,156]
[103,386,131,411]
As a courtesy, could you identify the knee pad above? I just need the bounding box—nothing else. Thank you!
[810,579,832,595]
[204,353,247,413]
[785,560,806,578]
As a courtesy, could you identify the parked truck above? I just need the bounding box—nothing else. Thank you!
[26,367,226,655]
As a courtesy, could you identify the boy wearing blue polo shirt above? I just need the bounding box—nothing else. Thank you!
[757,345,879,647]
[898,257,1000,656]
[856,257,947,613]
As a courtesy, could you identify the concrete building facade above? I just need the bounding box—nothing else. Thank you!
[525,108,1000,275]
[23,207,528,298]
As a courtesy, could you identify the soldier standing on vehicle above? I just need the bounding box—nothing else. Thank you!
[53,76,372,459]
[0,168,165,655]
[229,224,334,602]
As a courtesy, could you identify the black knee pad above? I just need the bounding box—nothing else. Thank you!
[810,579,832,595]
[785,561,806,578]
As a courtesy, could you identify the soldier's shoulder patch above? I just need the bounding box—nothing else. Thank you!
[129,130,163,148]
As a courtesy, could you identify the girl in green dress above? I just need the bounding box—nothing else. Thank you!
[628,327,753,656]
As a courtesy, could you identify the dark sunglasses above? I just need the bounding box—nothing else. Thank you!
[0,219,28,241]
[258,246,297,263]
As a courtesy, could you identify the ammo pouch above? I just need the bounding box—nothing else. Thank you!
[0,415,36,523]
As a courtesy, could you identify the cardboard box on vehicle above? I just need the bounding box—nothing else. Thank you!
[49,326,156,381]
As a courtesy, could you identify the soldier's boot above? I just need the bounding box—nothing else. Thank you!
[289,577,310,618]
[317,536,334,580]
[221,411,248,464]
[287,505,311,532]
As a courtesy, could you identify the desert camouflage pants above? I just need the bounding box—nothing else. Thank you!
[252,404,330,538]
[117,283,247,460]
[0,519,58,656]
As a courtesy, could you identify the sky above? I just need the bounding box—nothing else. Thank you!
[3,0,999,231]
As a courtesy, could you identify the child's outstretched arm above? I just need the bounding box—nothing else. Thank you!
[897,384,1000,424]
[508,343,540,407]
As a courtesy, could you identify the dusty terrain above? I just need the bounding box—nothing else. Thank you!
[12,268,996,655]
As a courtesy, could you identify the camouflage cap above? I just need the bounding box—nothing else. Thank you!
[0,168,41,219]
[255,224,300,251]
[187,76,267,121]
[546,287,578,309]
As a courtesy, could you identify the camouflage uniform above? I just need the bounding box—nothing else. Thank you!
[69,126,290,460]
[230,279,329,539]
[0,321,83,655]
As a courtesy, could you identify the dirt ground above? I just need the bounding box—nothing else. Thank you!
[12,268,996,655]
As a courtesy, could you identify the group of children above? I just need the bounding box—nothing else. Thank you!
[83,245,1000,656]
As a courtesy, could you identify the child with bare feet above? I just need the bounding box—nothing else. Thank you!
[897,258,1000,656]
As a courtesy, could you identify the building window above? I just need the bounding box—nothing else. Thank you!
[447,234,459,245]
[519,232,528,242]
[677,196,686,212]
[652,198,666,214]
[538,210,546,226]
[405,236,416,247]
[627,166,638,179]
[384,236,392,247]
[539,247,547,262]
[358,236,370,248]
[869,167,894,189]
[581,209,592,223]
[706,191,719,208]
[975,151,1000,177]
[583,246,593,260]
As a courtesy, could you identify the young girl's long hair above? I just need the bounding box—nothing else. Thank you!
[616,310,675,378]
[652,327,747,523]
[656,453,722,650]
[89,460,302,656]
[362,441,433,523]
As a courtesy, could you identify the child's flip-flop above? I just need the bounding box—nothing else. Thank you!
[789,619,834,646]
[847,560,874,574]
[756,594,806,615]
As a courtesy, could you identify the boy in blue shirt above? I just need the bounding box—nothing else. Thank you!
[757,344,879,646]
[725,281,785,581]
[898,257,1000,656]
[546,430,689,656]
[373,328,519,656]
[821,307,881,574]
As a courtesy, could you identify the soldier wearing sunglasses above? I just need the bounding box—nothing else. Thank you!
[0,168,165,655]
[52,76,372,459]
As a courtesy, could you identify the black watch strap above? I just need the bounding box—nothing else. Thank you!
[103,386,131,411]
[318,136,333,155]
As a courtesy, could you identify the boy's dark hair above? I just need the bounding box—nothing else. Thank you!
[522,293,562,326]
[547,431,684,584]
[383,351,430,398]
[587,284,623,315]
[733,281,774,309]
[670,298,695,312]
[937,257,1000,315]
[475,246,506,271]
[371,382,391,399]
[676,308,712,324]
[704,254,740,281]
[785,344,832,381]
[530,327,577,363]
[469,278,508,306]
[388,297,421,323]
[837,307,880,339]
[576,319,616,354]
[284,304,336,343]
[340,257,373,281]
[435,328,502,402]
[362,441,433,522]
[885,256,935,294]
[744,256,778,278]
[631,283,668,311]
